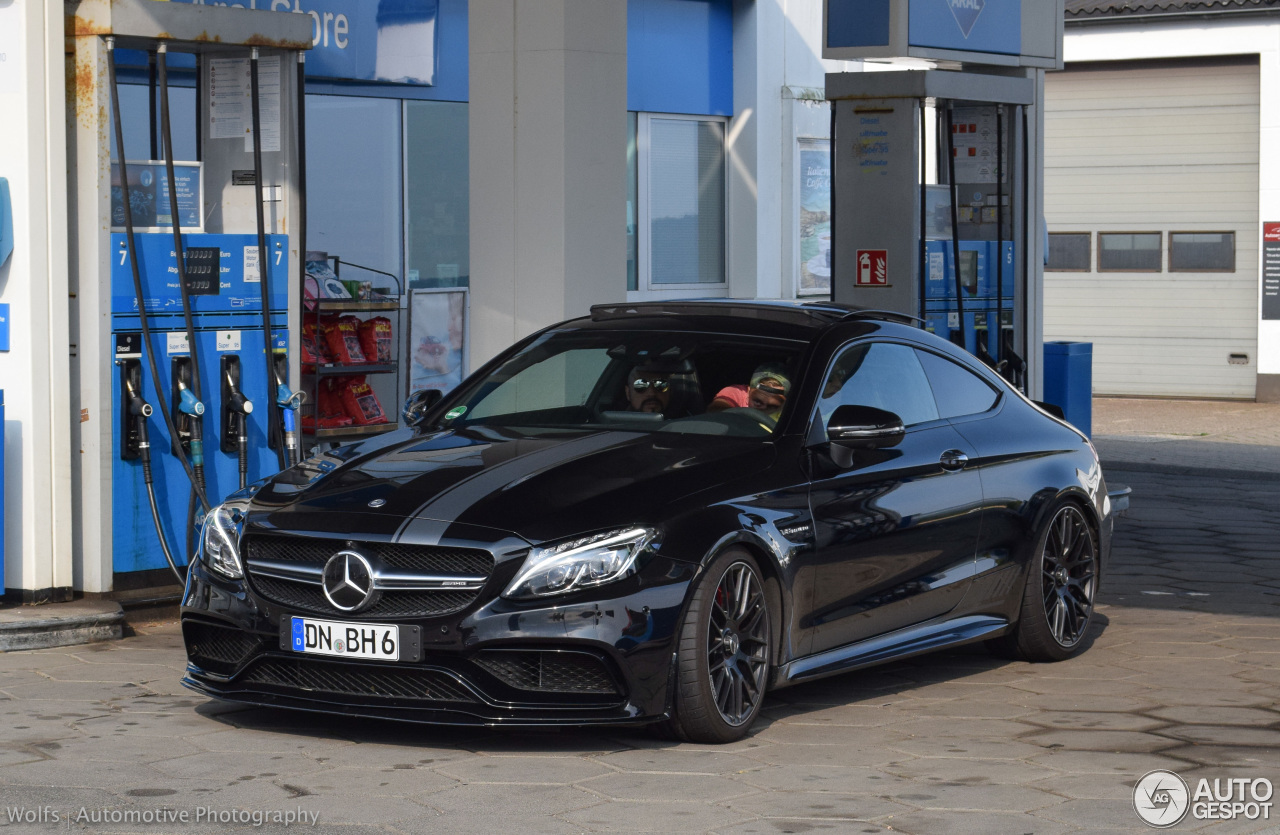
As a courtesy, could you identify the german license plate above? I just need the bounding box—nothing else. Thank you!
[287,616,401,661]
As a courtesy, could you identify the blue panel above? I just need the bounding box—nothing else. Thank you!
[111,233,290,324]
[111,323,287,574]
[0,304,9,352]
[1043,342,1092,437]
[909,0,1021,55]
[827,0,891,49]
[168,1,446,87]
[628,0,733,116]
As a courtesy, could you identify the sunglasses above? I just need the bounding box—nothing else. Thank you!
[630,378,671,393]
[752,383,786,398]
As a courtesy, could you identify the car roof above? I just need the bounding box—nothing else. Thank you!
[586,299,923,332]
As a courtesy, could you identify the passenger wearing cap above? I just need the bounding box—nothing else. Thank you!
[707,364,791,418]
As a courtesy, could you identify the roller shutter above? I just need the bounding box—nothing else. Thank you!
[1044,58,1259,398]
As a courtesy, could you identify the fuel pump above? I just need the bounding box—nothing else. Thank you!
[68,0,311,592]
[827,70,1041,391]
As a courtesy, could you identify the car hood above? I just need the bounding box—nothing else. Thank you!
[251,426,771,544]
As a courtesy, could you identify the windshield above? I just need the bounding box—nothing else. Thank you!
[438,330,805,438]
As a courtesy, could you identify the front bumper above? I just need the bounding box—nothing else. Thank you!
[179,556,695,727]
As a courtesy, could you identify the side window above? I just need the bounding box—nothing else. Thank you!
[817,342,940,432]
[916,350,1000,419]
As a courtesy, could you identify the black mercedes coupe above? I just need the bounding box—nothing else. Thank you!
[181,300,1118,743]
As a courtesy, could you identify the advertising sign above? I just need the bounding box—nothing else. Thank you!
[409,288,468,395]
[798,139,832,295]
[1264,223,1280,321]
[110,162,203,231]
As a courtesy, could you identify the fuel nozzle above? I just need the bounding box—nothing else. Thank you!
[175,376,205,469]
[124,376,153,420]
[274,365,306,468]
[177,378,205,418]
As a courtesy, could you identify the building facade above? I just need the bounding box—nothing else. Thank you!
[1045,0,1280,400]
[0,0,862,598]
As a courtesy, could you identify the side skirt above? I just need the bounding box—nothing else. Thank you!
[772,614,1009,688]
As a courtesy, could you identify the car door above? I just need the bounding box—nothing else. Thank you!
[806,341,984,655]
[914,347,1045,592]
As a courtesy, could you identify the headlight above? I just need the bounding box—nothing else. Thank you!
[200,501,248,579]
[502,527,656,600]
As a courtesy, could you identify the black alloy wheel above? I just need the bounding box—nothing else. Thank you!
[1040,504,1097,648]
[991,500,1099,662]
[668,549,773,743]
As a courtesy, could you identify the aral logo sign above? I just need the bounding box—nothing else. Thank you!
[948,0,986,38]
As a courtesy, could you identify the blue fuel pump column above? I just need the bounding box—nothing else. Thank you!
[66,0,311,593]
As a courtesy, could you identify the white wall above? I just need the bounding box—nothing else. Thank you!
[0,0,74,599]
[730,0,860,302]
[468,0,628,368]
[1063,18,1280,395]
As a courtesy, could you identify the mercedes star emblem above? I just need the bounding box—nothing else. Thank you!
[321,550,380,613]
[368,498,386,508]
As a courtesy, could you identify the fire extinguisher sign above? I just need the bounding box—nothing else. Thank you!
[855,250,889,286]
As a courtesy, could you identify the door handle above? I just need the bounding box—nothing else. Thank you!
[940,449,969,472]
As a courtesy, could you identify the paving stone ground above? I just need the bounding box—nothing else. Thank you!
[1,463,1277,831]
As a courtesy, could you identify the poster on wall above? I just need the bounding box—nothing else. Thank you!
[409,288,468,395]
[798,138,832,294]
[1265,223,1280,321]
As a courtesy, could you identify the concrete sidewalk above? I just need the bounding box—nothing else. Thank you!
[1091,397,1280,479]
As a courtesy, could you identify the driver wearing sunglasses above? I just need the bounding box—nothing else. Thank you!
[624,366,674,414]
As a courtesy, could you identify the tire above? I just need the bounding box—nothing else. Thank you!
[991,500,1099,662]
[667,549,774,743]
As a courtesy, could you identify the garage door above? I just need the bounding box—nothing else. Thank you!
[1044,57,1259,399]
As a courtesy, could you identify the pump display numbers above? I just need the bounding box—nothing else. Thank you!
[183,247,221,296]
[287,617,403,662]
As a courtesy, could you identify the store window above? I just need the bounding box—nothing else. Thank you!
[305,95,403,279]
[1047,233,1091,272]
[1169,232,1235,272]
[1097,232,1162,272]
[405,100,470,288]
[627,112,639,292]
[633,113,727,293]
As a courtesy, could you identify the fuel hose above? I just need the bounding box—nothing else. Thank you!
[250,48,288,471]
[108,38,211,525]
[157,44,210,558]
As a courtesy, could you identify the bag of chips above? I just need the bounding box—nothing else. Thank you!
[358,316,394,364]
[321,315,367,365]
[301,320,334,371]
[335,376,388,426]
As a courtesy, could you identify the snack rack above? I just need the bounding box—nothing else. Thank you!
[301,255,402,447]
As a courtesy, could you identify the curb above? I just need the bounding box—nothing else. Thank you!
[1103,460,1280,482]
[0,603,125,652]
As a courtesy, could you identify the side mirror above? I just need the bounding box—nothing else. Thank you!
[402,388,443,428]
[826,404,905,449]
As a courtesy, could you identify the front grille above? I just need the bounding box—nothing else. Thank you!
[247,536,493,575]
[243,534,494,619]
[184,621,261,674]
[241,657,477,703]
[474,650,619,695]
[252,575,477,619]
